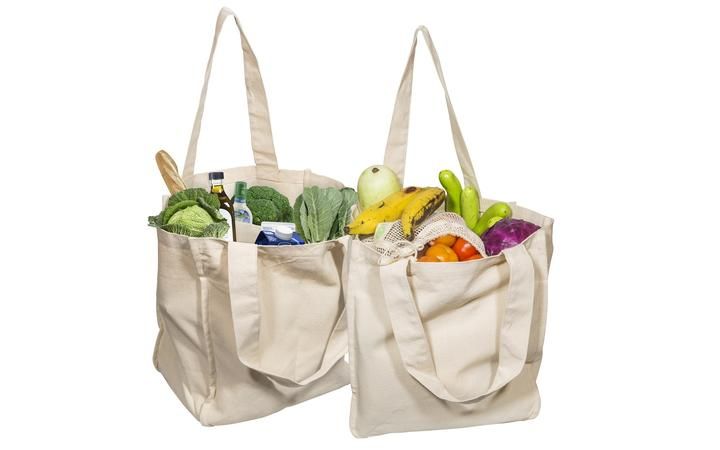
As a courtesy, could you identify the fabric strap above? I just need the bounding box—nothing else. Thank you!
[226,243,348,385]
[183,7,278,178]
[378,244,535,403]
[383,26,479,193]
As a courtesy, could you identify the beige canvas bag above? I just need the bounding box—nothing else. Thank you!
[344,27,554,437]
[153,8,349,426]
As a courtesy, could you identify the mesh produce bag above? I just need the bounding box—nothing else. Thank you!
[364,212,486,264]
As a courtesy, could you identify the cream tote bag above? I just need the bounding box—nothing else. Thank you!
[344,27,554,437]
[153,8,349,426]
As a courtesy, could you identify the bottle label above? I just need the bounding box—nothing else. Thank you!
[234,208,252,224]
[219,209,233,240]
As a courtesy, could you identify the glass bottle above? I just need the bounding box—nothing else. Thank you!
[208,172,235,241]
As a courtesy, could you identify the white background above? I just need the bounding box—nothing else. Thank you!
[1,0,719,448]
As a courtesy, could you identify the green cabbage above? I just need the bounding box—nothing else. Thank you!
[148,188,229,238]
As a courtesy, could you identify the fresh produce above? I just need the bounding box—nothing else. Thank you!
[400,187,445,239]
[473,202,513,236]
[460,186,481,229]
[346,187,422,235]
[425,243,459,262]
[430,234,457,247]
[293,186,357,243]
[418,235,483,262]
[452,237,480,261]
[481,218,540,256]
[148,188,230,238]
[438,170,462,214]
[246,186,293,226]
[357,165,402,210]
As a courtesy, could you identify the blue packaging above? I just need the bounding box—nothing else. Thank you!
[254,223,305,246]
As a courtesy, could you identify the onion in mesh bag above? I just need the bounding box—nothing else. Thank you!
[481,218,540,256]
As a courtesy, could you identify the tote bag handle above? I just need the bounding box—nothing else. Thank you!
[225,243,348,385]
[378,244,535,403]
[383,26,479,193]
[183,7,279,179]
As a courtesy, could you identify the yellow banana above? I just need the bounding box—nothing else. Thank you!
[345,187,424,235]
[401,187,446,239]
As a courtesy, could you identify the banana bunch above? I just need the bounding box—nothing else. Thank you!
[345,187,446,239]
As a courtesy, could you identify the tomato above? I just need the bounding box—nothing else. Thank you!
[452,238,479,261]
[425,243,459,262]
[430,234,457,247]
[418,255,441,263]
[464,253,483,261]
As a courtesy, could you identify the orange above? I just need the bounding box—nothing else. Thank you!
[418,255,441,263]
[430,234,457,247]
[464,253,483,261]
[425,243,459,262]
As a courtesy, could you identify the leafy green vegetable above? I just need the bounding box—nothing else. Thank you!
[334,188,358,239]
[246,186,292,225]
[292,186,357,243]
[293,194,307,241]
[161,199,197,225]
[197,196,225,222]
[167,187,219,210]
[200,222,231,239]
[166,205,213,236]
[148,187,229,238]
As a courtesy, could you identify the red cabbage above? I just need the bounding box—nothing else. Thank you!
[481,218,540,256]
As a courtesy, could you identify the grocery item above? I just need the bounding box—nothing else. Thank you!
[255,222,304,246]
[424,243,459,262]
[430,234,457,247]
[451,237,480,261]
[346,187,422,235]
[473,202,513,236]
[155,150,186,194]
[460,186,481,229]
[418,255,441,262]
[481,218,540,256]
[438,170,462,214]
[232,181,253,228]
[357,165,402,210]
[293,186,357,243]
[148,187,229,238]
[209,172,235,241]
[400,187,445,239]
[246,186,293,226]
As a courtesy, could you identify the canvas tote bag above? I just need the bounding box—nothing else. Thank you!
[344,27,554,437]
[153,8,349,426]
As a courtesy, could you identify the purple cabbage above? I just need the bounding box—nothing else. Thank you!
[481,218,540,256]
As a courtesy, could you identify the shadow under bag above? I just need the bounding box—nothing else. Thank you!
[344,27,554,437]
[153,8,349,426]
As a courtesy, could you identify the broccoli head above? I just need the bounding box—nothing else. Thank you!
[246,186,292,225]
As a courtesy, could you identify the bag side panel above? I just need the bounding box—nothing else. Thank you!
[155,230,213,420]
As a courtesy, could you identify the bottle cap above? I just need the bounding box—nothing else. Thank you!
[275,225,294,241]
[208,172,225,180]
[234,181,248,198]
